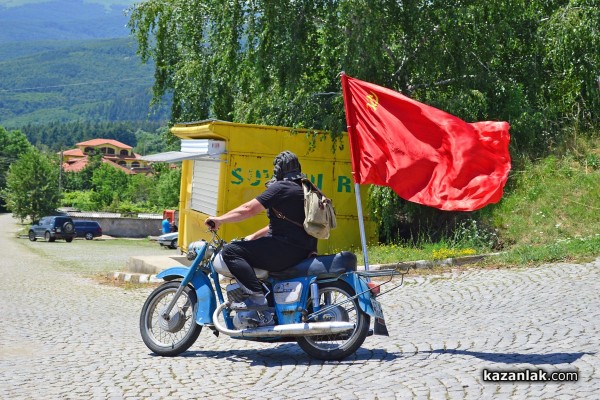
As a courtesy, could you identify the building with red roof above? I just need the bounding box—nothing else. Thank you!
[61,139,151,174]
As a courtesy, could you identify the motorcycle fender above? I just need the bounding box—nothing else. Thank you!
[339,273,378,318]
[156,267,217,325]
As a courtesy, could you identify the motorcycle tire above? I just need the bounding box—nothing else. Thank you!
[140,281,202,356]
[297,280,370,361]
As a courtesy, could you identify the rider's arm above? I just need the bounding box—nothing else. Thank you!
[205,198,265,230]
[245,225,269,241]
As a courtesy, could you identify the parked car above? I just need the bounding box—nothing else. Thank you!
[28,216,76,242]
[73,220,102,240]
[158,232,178,249]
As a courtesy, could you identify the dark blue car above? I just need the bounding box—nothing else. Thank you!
[73,220,103,240]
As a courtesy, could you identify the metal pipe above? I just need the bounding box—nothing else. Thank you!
[311,282,320,310]
[211,303,354,338]
[354,182,370,270]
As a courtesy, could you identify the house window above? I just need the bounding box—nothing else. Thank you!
[84,147,94,154]
[105,148,115,155]
[131,162,140,168]
[118,161,127,167]
[120,149,129,156]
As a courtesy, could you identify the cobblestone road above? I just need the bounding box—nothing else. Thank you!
[1,214,598,399]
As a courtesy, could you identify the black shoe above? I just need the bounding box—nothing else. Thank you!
[230,295,269,311]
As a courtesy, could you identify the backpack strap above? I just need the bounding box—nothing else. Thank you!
[271,207,304,228]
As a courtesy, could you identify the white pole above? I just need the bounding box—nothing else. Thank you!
[354,183,369,271]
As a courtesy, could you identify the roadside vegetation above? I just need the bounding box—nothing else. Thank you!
[1,1,599,269]
[360,138,600,267]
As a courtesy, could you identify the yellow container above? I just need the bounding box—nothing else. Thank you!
[171,120,376,254]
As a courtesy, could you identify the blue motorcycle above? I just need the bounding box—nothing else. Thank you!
[140,230,398,360]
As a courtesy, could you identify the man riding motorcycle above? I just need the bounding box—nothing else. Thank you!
[205,151,317,310]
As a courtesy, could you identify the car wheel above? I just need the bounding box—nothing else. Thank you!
[65,237,73,243]
[28,231,37,241]
[63,222,74,234]
[85,232,94,240]
[44,231,52,242]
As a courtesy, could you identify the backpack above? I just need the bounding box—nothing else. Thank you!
[272,179,337,239]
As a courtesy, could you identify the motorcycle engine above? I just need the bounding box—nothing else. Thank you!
[226,283,275,329]
[232,310,274,329]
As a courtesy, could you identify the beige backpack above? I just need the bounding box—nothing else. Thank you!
[272,179,337,239]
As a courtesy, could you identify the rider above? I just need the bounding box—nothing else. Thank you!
[205,151,317,309]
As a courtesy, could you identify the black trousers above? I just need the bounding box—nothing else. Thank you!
[221,237,311,294]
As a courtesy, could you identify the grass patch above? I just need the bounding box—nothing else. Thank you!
[363,140,600,268]
[356,241,479,265]
[482,234,600,267]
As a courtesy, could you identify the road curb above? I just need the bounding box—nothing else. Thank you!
[365,253,499,272]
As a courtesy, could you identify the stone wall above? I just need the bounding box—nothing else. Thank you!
[68,212,163,238]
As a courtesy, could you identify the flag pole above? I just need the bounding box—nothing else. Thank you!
[340,72,370,271]
[353,183,370,271]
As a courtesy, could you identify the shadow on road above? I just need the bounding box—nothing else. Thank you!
[425,349,593,365]
[159,344,402,365]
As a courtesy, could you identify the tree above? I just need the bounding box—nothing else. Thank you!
[90,163,129,210]
[155,167,181,209]
[0,126,33,211]
[128,0,599,151]
[1,149,60,222]
[128,0,600,243]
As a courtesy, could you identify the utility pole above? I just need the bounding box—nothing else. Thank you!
[59,150,63,194]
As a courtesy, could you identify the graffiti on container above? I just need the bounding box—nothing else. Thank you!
[230,168,352,193]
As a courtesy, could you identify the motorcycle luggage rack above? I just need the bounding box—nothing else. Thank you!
[306,267,409,321]
[356,268,401,278]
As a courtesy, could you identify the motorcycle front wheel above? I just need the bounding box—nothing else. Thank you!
[297,280,370,361]
[140,281,202,356]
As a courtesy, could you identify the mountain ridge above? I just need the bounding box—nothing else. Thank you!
[0,0,134,43]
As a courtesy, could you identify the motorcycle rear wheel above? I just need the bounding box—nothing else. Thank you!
[140,281,202,356]
[297,280,370,361]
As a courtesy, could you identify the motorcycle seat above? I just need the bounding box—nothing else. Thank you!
[270,251,357,280]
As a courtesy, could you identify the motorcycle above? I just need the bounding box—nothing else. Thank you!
[139,229,400,360]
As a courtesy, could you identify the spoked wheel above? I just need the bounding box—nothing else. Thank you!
[140,281,202,356]
[297,280,370,361]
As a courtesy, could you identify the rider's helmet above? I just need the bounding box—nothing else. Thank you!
[267,150,304,186]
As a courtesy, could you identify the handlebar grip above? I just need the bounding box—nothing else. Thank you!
[207,220,216,229]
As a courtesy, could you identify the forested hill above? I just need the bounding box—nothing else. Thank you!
[0,38,169,128]
[0,0,168,130]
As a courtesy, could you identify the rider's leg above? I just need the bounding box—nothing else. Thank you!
[221,238,308,309]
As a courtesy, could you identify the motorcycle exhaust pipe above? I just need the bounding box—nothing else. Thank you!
[211,302,355,338]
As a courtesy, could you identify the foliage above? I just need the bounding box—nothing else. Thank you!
[61,190,96,211]
[133,126,179,155]
[128,0,600,249]
[90,163,130,210]
[154,167,182,210]
[479,150,600,247]
[1,148,60,221]
[0,126,32,211]
[128,0,599,149]
[0,38,169,128]
[20,120,165,153]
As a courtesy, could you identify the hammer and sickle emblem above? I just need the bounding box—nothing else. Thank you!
[366,91,379,111]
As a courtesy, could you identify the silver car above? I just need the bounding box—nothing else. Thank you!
[157,232,178,249]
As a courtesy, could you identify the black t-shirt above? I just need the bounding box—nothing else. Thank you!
[256,180,317,251]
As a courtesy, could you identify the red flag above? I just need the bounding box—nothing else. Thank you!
[341,74,511,211]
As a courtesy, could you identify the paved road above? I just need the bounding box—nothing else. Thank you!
[1,213,598,399]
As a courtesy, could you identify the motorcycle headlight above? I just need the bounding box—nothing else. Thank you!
[186,240,215,261]
[187,240,207,260]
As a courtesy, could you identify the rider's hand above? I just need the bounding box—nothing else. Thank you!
[205,217,220,231]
